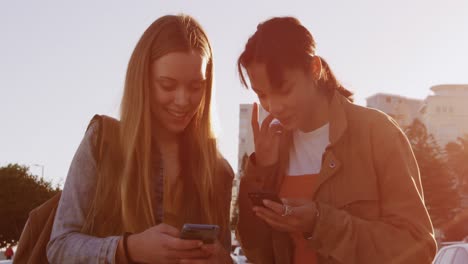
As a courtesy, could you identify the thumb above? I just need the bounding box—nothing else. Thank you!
[281,198,311,207]
[157,223,180,237]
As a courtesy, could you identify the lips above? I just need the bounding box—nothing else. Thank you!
[277,115,292,125]
[167,109,189,120]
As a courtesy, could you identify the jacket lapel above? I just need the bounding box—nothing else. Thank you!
[311,93,349,197]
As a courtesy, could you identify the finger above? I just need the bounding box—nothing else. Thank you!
[260,114,276,137]
[251,103,260,141]
[281,198,311,207]
[254,205,301,230]
[180,259,209,264]
[158,223,180,237]
[169,248,211,260]
[201,240,221,254]
[254,206,285,222]
[267,118,283,136]
[256,210,294,232]
[166,236,203,251]
[263,199,284,215]
[200,244,216,254]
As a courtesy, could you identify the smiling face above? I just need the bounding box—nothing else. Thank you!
[246,59,329,132]
[150,51,208,135]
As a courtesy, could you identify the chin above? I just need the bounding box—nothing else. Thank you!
[167,125,187,135]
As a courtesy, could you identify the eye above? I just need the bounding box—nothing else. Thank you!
[280,86,292,95]
[190,80,206,92]
[158,80,176,91]
[279,82,293,95]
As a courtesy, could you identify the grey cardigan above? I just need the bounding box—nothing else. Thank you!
[47,122,120,263]
[46,120,233,263]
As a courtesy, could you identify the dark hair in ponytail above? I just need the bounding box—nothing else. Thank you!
[237,16,353,101]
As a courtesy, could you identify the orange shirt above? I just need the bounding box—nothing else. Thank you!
[279,174,319,264]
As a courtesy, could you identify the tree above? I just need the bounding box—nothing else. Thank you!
[404,119,460,230]
[446,135,468,194]
[0,163,60,248]
[442,135,468,241]
[230,153,249,230]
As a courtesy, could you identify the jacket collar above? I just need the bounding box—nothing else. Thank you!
[273,92,351,192]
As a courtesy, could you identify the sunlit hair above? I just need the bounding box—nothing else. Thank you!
[238,16,353,100]
[82,15,226,238]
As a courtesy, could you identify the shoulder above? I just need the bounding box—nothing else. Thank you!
[345,102,404,139]
[87,114,120,132]
[84,114,121,158]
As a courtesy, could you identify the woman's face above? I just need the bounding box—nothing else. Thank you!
[246,60,327,132]
[150,51,208,135]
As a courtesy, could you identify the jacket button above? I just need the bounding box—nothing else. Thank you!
[329,161,336,168]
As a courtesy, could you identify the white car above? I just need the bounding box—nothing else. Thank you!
[231,246,249,264]
[433,243,468,264]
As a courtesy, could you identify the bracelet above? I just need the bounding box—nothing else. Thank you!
[123,232,136,264]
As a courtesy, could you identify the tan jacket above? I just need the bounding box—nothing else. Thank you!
[237,93,437,264]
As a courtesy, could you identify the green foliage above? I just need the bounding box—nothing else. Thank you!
[443,135,468,240]
[446,135,468,194]
[0,163,60,248]
[404,119,460,229]
[230,153,249,230]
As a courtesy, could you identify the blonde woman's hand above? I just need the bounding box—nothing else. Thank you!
[127,223,211,264]
[180,240,233,264]
[251,103,282,167]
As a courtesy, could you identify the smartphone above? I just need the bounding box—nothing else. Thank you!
[180,224,220,244]
[248,192,283,207]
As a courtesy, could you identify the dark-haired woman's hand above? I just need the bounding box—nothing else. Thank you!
[251,103,282,167]
[253,198,318,234]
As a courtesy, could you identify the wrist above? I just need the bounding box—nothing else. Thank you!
[126,233,144,263]
[303,202,320,240]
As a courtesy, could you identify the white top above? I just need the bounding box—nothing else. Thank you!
[288,123,330,176]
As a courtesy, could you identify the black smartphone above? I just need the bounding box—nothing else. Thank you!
[248,192,283,207]
[180,224,220,244]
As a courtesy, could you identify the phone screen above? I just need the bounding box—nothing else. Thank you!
[180,224,219,244]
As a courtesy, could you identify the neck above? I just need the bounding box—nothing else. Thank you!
[300,96,330,133]
[152,126,180,155]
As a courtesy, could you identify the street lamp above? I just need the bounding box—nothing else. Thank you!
[32,164,44,178]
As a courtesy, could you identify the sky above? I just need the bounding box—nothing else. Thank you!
[1,0,467,187]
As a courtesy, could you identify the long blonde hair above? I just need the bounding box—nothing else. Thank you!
[82,15,226,237]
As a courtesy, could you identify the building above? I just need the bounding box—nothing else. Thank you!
[366,85,468,148]
[420,84,468,148]
[366,93,424,128]
[237,104,269,174]
[231,104,268,216]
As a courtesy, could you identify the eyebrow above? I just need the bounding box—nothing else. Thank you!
[157,76,207,82]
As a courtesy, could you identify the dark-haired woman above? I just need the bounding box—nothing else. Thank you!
[236,16,436,264]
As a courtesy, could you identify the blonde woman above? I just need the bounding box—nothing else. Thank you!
[47,15,234,264]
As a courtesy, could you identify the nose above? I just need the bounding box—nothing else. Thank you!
[174,87,190,107]
[267,96,284,116]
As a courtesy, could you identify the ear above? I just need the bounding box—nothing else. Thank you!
[308,56,322,81]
